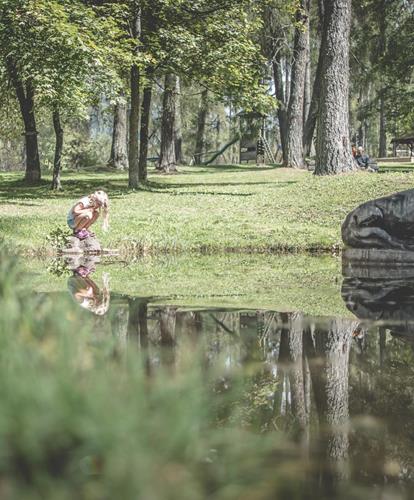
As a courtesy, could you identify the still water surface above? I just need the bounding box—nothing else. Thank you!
[36,255,414,499]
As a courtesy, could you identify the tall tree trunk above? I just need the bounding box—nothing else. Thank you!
[303,0,325,156]
[175,76,184,165]
[158,73,177,173]
[128,6,141,188]
[284,0,310,169]
[138,74,153,182]
[109,95,128,170]
[51,109,63,190]
[303,23,311,129]
[6,60,41,184]
[194,89,208,165]
[315,0,354,175]
[379,93,387,157]
[285,59,291,106]
[273,56,288,163]
[377,3,387,158]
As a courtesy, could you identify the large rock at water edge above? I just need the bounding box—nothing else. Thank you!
[342,188,414,251]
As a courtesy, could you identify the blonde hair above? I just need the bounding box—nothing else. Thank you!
[92,190,109,232]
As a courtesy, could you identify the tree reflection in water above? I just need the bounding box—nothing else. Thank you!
[61,258,414,498]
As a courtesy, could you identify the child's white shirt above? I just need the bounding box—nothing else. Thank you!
[78,196,93,209]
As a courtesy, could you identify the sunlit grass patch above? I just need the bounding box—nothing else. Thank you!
[1,166,414,255]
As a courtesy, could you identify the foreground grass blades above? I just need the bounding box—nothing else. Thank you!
[0,249,308,499]
[1,165,414,255]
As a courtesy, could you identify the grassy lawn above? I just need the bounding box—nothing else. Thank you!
[1,164,414,255]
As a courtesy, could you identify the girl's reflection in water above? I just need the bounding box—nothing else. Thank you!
[67,258,110,316]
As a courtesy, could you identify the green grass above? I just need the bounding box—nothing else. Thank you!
[378,161,414,172]
[2,165,414,255]
[24,253,351,317]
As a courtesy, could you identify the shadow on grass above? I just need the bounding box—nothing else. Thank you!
[145,180,298,191]
[0,164,287,202]
[192,164,281,173]
[0,177,126,201]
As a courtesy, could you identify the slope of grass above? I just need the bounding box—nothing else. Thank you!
[1,165,414,254]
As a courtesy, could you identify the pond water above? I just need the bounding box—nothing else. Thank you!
[27,254,414,499]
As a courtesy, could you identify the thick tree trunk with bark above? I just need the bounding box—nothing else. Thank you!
[175,76,184,164]
[315,0,354,175]
[109,96,128,170]
[379,93,387,157]
[128,7,141,188]
[7,60,41,184]
[273,57,288,162]
[51,109,63,190]
[284,0,310,169]
[303,49,323,156]
[378,5,387,158]
[158,73,177,172]
[194,89,208,165]
[303,24,311,129]
[303,0,325,156]
[138,75,152,182]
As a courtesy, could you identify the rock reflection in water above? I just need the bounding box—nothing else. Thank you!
[342,256,414,340]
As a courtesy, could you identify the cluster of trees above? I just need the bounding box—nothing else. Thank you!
[262,0,413,174]
[0,0,412,187]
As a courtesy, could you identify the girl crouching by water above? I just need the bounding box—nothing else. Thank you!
[67,190,109,239]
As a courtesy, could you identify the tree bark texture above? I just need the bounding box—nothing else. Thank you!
[51,109,63,190]
[138,76,153,182]
[378,4,387,158]
[284,0,310,169]
[262,5,288,163]
[379,93,387,157]
[273,57,288,162]
[303,22,311,129]
[303,46,323,156]
[158,73,177,172]
[194,89,208,165]
[109,97,128,170]
[6,60,41,184]
[128,7,141,188]
[315,0,354,175]
[175,76,184,164]
[303,0,325,156]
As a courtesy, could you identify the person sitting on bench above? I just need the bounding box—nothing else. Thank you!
[355,146,378,172]
[355,146,370,168]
